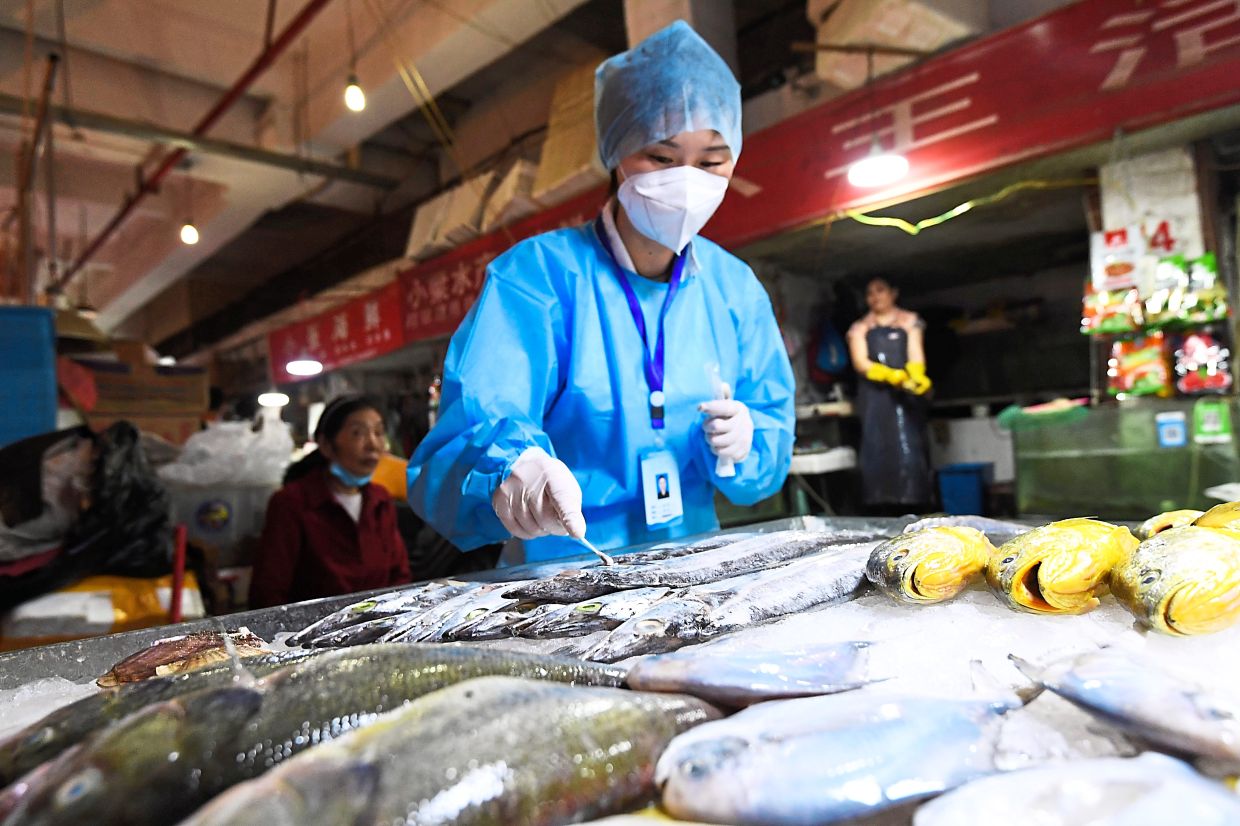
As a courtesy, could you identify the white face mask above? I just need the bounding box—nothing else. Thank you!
[616,165,729,254]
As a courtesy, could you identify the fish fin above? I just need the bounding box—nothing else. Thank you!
[1004,654,1049,704]
[972,659,1039,709]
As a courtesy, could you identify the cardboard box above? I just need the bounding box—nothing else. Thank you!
[437,172,496,247]
[406,189,455,260]
[483,159,541,233]
[807,0,983,89]
[533,61,608,205]
[72,358,209,417]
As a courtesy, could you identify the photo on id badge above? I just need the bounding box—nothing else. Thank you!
[641,450,683,527]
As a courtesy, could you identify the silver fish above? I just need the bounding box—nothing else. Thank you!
[510,587,674,639]
[506,530,848,602]
[913,752,1240,826]
[442,597,551,641]
[657,677,1025,825]
[176,676,722,826]
[705,542,874,635]
[1011,648,1240,765]
[379,581,534,643]
[288,580,477,647]
[626,641,872,707]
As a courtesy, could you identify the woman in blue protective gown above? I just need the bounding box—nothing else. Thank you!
[406,21,795,564]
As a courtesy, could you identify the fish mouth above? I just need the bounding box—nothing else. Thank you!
[1015,562,1056,612]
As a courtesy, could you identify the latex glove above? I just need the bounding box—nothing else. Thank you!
[865,362,910,387]
[492,447,586,540]
[903,361,933,396]
[699,396,754,464]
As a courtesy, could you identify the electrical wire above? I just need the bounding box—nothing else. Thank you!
[843,178,1099,236]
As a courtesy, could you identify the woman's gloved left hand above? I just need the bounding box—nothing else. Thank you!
[699,398,754,463]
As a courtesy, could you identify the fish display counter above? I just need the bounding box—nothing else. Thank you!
[2,512,1240,825]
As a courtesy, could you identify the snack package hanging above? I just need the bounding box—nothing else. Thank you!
[1107,333,1172,397]
[1082,283,1142,335]
[1143,254,1190,329]
[1174,329,1233,395]
[1184,253,1229,325]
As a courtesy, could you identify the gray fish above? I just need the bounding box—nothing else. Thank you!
[4,645,628,826]
[657,674,1026,825]
[705,542,875,635]
[585,543,876,663]
[1011,648,1240,765]
[379,581,533,643]
[903,515,1034,546]
[506,531,848,602]
[177,676,722,826]
[287,580,477,647]
[913,753,1240,826]
[0,650,316,787]
[510,587,674,639]
[582,597,713,663]
[626,641,872,707]
[444,597,552,641]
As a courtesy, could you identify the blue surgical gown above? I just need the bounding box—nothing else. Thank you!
[407,223,795,562]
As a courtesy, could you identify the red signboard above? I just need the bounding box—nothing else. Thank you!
[268,281,406,384]
[706,0,1240,246]
[269,0,1240,367]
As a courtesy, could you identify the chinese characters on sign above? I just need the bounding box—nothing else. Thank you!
[268,281,405,384]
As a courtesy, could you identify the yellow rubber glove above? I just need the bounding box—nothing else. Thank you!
[865,362,910,387]
[904,362,932,395]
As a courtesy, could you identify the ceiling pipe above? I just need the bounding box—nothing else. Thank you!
[0,93,399,190]
[52,0,335,294]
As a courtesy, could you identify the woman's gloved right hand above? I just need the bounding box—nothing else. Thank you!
[492,447,587,540]
[864,362,910,388]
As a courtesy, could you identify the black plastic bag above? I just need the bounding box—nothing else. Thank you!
[0,422,171,611]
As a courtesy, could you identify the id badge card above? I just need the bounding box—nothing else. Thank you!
[640,449,683,527]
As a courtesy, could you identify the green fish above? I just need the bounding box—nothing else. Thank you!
[178,676,721,826]
[4,645,627,826]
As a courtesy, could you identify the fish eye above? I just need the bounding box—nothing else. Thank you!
[23,726,54,749]
[892,550,909,560]
[575,602,603,614]
[55,767,102,808]
[683,760,711,778]
[1002,556,1016,564]
[1142,575,1157,585]
[349,600,377,613]
[635,619,666,635]
[464,608,487,620]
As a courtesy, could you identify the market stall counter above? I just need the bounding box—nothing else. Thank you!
[2,513,1239,826]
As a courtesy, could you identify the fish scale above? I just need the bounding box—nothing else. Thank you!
[177,677,722,826]
[3,645,628,826]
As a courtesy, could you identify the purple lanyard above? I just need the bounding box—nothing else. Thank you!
[594,218,687,429]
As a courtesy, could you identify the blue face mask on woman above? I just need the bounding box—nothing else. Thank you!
[330,461,372,488]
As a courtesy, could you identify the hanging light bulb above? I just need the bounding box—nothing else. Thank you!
[344,73,366,112]
[180,221,200,245]
[258,391,290,408]
[342,0,365,113]
[286,358,324,376]
[847,138,909,188]
[847,47,910,189]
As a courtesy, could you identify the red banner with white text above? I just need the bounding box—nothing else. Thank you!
[270,0,1240,375]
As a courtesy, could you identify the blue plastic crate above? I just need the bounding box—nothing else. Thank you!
[937,462,994,516]
[0,307,57,449]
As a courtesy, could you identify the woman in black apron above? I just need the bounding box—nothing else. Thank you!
[847,277,933,511]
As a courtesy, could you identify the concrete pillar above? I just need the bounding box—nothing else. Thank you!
[623,0,738,76]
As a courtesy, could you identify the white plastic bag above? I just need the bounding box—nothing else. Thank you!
[157,420,293,487]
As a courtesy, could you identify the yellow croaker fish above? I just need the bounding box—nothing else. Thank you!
[1193,501,1240,530]
[865,527,994,605]
[1136,509,1204,540]
[985,518,1138,614]
[1110,525,1240,635]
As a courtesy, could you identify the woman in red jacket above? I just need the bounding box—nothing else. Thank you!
[250,395,410,608]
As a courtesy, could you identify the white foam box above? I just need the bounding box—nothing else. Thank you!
[806,0,985,89]
[532,60,607,205]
